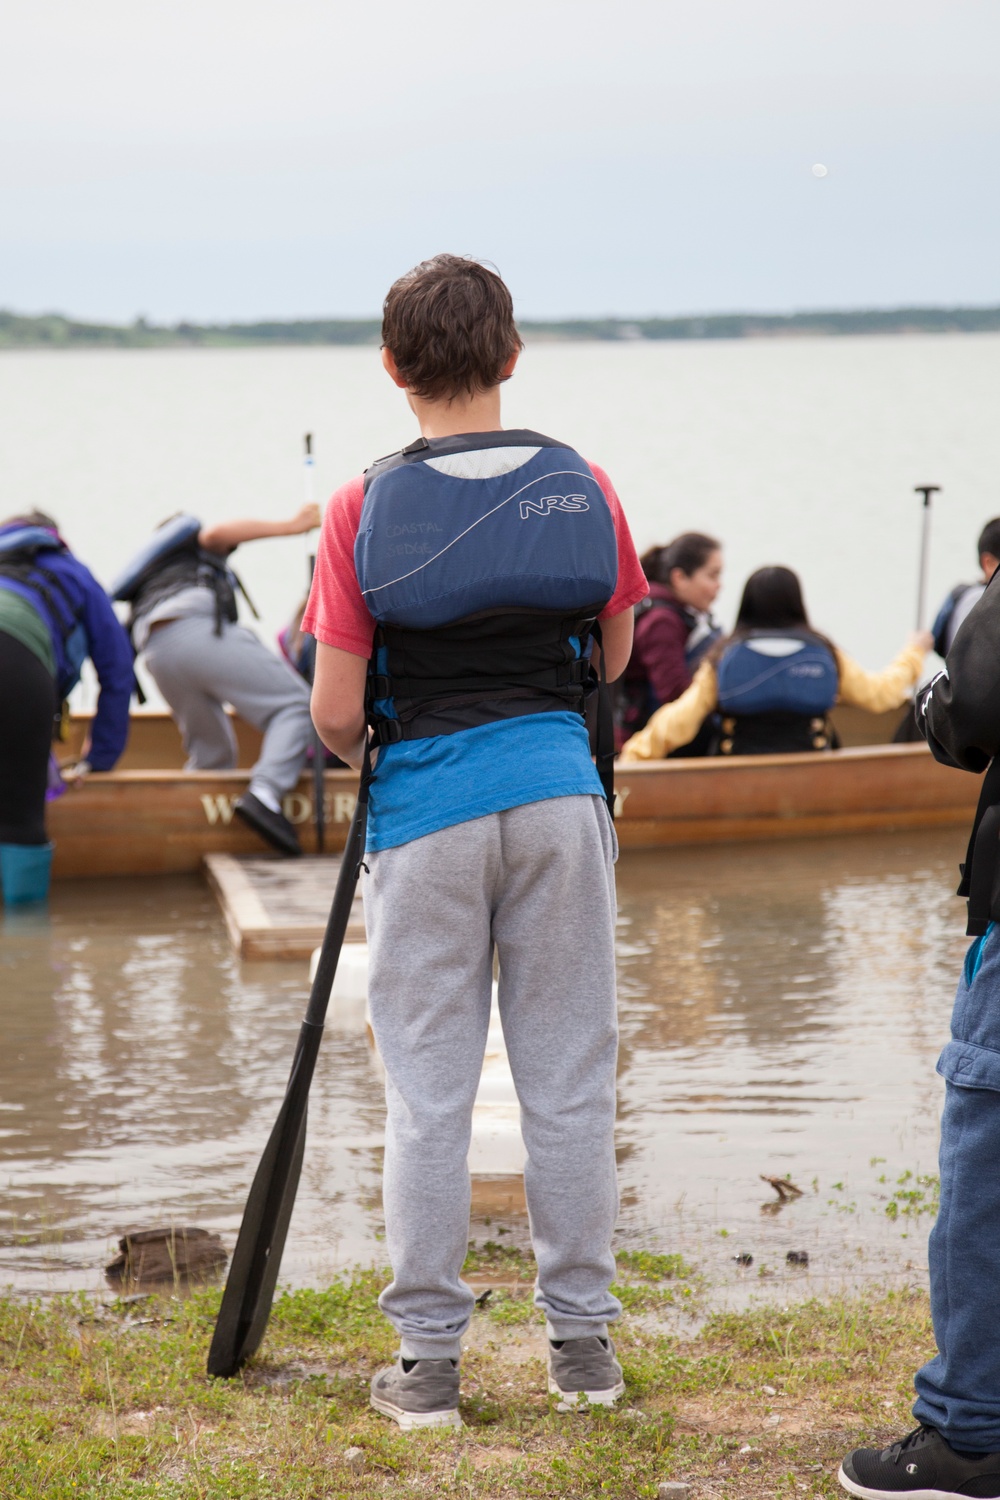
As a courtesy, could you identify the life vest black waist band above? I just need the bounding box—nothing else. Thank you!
[369,659,589,702]
[716,710,832,756]
[371,687,586,745]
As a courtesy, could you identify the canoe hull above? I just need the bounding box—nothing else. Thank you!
[47,742,980,878]
[614,742,978,847]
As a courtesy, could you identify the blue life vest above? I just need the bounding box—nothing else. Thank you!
[111,514,250,638]
[686,615,722,670]
[714,629,839,756]
[0,525,89,695]
[109,515,202,601]
[932,582,983,658]
[355,430,618,794]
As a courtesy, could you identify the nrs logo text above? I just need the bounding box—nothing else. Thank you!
[519,494,591,520]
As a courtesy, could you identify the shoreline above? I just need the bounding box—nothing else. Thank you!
[3,306,1000,351]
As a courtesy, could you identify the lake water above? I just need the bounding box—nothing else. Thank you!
[0,333,998,709]
[0,337,988,1302]
[1,828,968,1302]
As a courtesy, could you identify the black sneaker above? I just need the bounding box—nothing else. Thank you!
[233,792,302,857]
[839,1423,1000,1498]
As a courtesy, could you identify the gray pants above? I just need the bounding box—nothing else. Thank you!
[363,794,622,1360]
[143,615,312,806]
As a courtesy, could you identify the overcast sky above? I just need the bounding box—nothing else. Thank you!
[2,0,998,322]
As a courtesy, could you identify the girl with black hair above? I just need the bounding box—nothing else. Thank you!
[620,565,930,761]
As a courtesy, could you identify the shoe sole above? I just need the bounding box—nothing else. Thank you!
[370,1394,462,1431]
[837,1463,957,1499]
[548,1375,626,1407]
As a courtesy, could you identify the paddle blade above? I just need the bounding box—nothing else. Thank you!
[207,1024,320,1377]
[208,798,369,1377]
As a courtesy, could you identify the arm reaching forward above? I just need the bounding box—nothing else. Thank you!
[199,503,321,555]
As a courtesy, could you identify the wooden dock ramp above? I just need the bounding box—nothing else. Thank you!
[204,854,365,960]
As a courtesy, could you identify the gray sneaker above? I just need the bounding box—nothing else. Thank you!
[369,1355,461,1430]
[548,1335,625,1407]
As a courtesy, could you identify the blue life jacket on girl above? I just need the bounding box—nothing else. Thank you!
[714,629,839,755]
[355,430,619,798]
[0,522,134,769]
[0,524,89,695]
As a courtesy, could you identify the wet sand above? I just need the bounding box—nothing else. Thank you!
[1,827,968,1301]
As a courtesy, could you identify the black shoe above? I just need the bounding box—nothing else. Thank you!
[232,792,302,857]
[839,1424,1000,1497]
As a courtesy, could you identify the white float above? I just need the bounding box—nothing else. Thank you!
[309,943,526,1177]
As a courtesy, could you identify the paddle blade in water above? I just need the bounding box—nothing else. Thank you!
[206,1023,320,1377]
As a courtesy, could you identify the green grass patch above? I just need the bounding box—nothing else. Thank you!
[0,1273,936,1497]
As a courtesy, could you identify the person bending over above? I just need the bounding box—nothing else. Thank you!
[306,254,647,1430]
[0,510,133,903]
[620,565,929,761]
[615,532,722,751]
[112,504,319,855]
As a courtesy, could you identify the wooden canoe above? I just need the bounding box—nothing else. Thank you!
[47,707,981,879]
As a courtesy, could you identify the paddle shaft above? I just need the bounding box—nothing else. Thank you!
[304,433,326,853]
[206,795,368,1376]
[914,484,940,631]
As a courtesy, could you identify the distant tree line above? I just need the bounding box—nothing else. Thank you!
[2,305,1000,349]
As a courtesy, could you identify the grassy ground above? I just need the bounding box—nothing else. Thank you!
[0,1243,934,1499]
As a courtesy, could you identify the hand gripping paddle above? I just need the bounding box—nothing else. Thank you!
[207,789,369,1377]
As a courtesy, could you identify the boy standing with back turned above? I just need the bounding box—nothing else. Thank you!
[304,256,647,1428]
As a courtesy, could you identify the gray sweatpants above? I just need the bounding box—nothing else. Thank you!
[143,615,312,806]
[363,794,622,1360]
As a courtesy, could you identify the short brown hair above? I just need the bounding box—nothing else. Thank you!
[381,255,523,401]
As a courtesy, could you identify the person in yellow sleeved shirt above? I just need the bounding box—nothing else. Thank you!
[620,565,932,762]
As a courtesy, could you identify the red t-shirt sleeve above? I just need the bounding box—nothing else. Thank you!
[589,463,649,618]
[301,475,375,658]
[300,459,647,652]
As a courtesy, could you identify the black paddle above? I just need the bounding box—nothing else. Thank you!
[207,790,369,1377]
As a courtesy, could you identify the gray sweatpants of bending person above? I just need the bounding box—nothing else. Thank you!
[363,794,623,1361]
[143,615,313,807]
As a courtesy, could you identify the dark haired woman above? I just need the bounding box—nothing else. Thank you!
[620,565,931,761]
[615,532,722,750]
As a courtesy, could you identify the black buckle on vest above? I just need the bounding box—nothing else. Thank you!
[372,719,404,746]
[369,674,391,699]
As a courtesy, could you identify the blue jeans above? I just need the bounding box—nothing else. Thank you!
[913,922,1000,1449]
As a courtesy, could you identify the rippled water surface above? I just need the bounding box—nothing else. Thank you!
[1,828,968,1299]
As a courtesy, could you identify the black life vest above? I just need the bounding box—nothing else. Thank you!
[714,629,839,756]
[355,429,619,810]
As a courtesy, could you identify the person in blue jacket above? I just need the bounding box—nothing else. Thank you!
[0,510,133,904]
